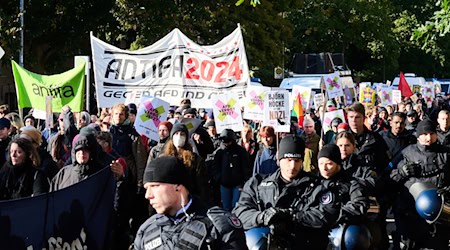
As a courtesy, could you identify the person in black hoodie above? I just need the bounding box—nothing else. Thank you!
[212,129,249,211]
[0,138,49,200]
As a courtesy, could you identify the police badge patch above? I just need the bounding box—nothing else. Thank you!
[228,215,243,228]
[320,192,333,205]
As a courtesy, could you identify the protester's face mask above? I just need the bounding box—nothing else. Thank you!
[173,133,186,148]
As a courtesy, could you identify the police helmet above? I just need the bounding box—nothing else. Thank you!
[329,224,371,250]
[409,182,444,224]
[245,227,269,250]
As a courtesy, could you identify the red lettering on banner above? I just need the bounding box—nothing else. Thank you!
[201,60,214,81]
[185,57,242,83]
[186,58,200,80]
[228,56,242,81]
[215,62,228,83]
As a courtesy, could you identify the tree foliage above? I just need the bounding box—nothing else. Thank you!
[1,0,450,84]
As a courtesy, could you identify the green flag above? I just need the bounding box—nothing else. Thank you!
[11,60,85,112]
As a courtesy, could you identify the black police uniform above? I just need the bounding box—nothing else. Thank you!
[233,169,342,249]
[437,126,450,148]
[391,142,450,249]
[133,197,247,250]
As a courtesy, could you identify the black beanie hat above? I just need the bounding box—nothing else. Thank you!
[170,123,189,138]
[278,135,305,160]
[127,103,137,115]
[143,156,190,189]
[219,129,237,142]
[416,119,436,136]
[318,144,342,166]
[74,134,95,152]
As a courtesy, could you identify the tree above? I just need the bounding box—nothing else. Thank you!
[411,0,450,65]
[287,0,399,82]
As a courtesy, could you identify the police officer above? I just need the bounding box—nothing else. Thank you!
[318,144,370,225]
[133,156,247,250]
[233,135,341,249]
[391,119,450,249]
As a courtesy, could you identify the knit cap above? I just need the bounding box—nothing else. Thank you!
[278,135,305,160]
[159,121,173,133]
[143,156,190,189]
[170,123,188,138]
[416,119,436,136]
[318,144,342,166]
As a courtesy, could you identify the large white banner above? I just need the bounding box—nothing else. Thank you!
[0,46,4,59]
[91,26,249,108]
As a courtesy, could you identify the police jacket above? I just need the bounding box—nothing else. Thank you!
[323,171,370,224]
[212,143,250,188]
[233,169,341,249]
[133,197,247,250]
[379,130,416,168]
[392,142,450,190]
[342,154,377,194]
[437,126,450,148]
[353,129,390,175]
[391,142,450,215]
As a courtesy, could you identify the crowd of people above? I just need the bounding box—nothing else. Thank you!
[0,91,450,249]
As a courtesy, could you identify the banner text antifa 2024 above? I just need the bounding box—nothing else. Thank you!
[91,26,250,108]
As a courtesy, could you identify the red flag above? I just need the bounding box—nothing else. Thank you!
[398,72,413,97]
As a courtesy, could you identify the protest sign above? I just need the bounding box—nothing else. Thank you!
[134,96,170,141]
[91,26,249,108]
[392,90,402,104]
[243,85,270,121]
[0,45,4,59]
[344,86,353,105]
[212,93,243,133]
[292,85,312,110]
[263,89,290,132]
[421,85,434,108]
[11,60,85,112]
[324,72,344,99]
[313,93,325,108]
[0,167,115,249]
[322,109,346,133]
[359,87,375,106]
[180,118,202,137]
[433,79,442,94]
[379,86,393,106]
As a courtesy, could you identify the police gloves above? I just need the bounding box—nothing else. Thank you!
[399,162,421,179]
[257,207,291,226]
